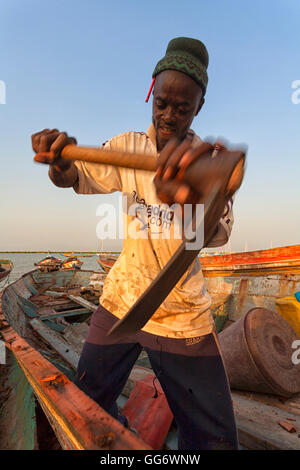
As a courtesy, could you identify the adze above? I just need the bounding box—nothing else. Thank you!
[34,143,246,339]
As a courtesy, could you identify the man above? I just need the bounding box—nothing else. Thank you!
[32,37,239,450]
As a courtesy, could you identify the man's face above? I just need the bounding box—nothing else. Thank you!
[152,69,204,151]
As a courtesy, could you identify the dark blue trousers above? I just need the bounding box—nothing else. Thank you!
[74,304,238,450]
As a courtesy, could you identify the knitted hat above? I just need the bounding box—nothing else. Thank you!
[152,37,209,95]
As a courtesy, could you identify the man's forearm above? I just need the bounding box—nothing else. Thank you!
[49,163,78,188]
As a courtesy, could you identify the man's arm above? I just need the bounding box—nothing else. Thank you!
[48,164,78,188]
[153,137,244,246]
[32,128,123,195]
[32,129,78,188]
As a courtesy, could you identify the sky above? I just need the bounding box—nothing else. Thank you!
[0,0,299,252]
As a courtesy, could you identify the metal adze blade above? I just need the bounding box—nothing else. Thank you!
[107,184,221,340]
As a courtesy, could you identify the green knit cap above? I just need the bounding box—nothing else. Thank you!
[152,37,209,95]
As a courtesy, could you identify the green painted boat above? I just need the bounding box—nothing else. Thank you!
[0,269,156,450]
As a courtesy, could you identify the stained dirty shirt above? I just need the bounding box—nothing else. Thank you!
[73,124,234,338]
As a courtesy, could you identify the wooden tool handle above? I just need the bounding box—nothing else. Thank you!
[35,144,158,172]
[34,145,246,199]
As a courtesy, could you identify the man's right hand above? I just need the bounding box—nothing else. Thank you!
[32,129,77,171]
[32,129,78,187]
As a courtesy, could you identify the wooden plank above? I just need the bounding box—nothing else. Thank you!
[43,320,66,333]
[39,307,91,320]
[44,291,66,298]
[29,318,80,369]
[0,299,150,450]
[63,323,90,354]
[38,307,58,317]
[233,390,300,417]
[38,300,84,311]
[67,294,98,312]
[232,392,300,450]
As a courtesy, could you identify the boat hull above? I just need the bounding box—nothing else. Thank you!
[0,270,148,450]
[97,256,118,273]
[201,244,300,276]
[200,245,300,324]
[61,258,83,270]
[0,259,13,281]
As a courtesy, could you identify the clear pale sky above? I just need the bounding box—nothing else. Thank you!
[0,0,299,252]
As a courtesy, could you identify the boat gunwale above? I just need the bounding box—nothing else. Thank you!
[201,244,300,267]
[0,293,150,451]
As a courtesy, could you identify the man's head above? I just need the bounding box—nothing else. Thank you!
[150,37,209,151]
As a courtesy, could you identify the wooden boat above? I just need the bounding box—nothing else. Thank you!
[97,240,119,273]
[61,257,83,270]
[201,244,300,276]
[61,253,94,258]
[34,256,62,272]
[200,244,300,331]
[1,245,300,450]
[0,259,13,281]
[97,254,118,273]
[35,256,83,272]
[0,269,166,450]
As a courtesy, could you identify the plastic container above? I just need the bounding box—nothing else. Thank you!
[294,291,300,302]
[276,296,300,338]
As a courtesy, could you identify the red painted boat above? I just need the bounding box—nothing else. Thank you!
[97,255,118,273]
[201,244,300,276]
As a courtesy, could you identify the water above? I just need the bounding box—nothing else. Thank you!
[0,252,103,286]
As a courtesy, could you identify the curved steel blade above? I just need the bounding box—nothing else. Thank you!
[107,183,221,340]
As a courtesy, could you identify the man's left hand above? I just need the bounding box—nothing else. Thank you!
[154,136,220,206]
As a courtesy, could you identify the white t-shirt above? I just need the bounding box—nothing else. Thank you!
[74,124,234,338]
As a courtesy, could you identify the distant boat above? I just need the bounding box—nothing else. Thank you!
[35,255,83,272]
[61,253,94,258]
[97,254,118,273]
[34,256,62,273]
[97,240,119,273]
[0,259,13,281]
[61,257,83,270]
